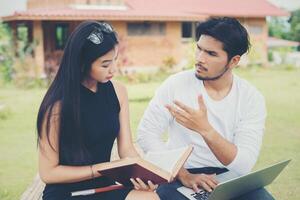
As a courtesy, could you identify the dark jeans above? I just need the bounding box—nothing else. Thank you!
[156,167,275,200]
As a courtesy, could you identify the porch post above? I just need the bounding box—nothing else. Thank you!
[10,21,18,56]
[33,20,45,77]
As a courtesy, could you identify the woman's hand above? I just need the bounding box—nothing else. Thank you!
[130,178,158,192]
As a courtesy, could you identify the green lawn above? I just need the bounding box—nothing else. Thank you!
[0,68,299,200]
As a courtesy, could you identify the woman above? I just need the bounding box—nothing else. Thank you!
[37,21,160,200]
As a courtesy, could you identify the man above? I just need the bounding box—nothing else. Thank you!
[137,17,273,200]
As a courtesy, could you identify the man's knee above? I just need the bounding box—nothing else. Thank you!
[156,182,185,200]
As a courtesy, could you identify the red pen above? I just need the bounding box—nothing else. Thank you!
[71,184,125,196]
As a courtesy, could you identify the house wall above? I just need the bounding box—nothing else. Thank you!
[239,17,268,65]
[112,18,268,70]
[39,21,183,73]
[35,18,268,75]
[110,21,183,70]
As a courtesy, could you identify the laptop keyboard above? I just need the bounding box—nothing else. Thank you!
[190,190,211,200]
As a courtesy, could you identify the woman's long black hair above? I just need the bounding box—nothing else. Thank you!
[37,21,118,165]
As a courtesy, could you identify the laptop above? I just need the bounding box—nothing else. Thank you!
[177,159,291,200]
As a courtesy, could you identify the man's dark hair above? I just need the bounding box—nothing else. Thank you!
[196,17,250,60]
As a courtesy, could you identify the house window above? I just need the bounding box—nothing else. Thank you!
[16,23,32,55]
[181,22,197,41]
[55,24,69,50]
[182,22,193,38]
[17,24,29,42]
[248,24,263,35]
[127,22,166,36]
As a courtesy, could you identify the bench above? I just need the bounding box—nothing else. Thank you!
[20,175,44,200]
[20,143,143,200]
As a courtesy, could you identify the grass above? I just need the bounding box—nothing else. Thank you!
[0,68,299,200]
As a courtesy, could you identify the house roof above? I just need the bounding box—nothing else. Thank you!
[2,0,289,22]
[1,8,208,22]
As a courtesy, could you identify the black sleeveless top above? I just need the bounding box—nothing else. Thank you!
[79,81,120,164]
[43,81,127,199]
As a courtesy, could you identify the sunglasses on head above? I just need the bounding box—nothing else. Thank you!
[87,22,114,45]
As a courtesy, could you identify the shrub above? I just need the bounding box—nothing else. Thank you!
[0,104,11,120]
[0,22,14,83]
[160,56,176,72]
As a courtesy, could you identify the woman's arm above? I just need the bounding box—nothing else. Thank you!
[38,102,95,184]
[112,81,140,158]
[38,102,119,184]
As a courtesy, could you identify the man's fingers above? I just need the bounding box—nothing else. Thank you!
[175,109,190,120]
[165,105,176,116]
[207,174,219,185]
[206,179,217,190]
[165,105,171,110]
[200,181,213,192]
[198,95,206,110]
[174,100,194,114]
[175,115,196,131]
[174,112,189,123]
[166,105,190,120]
[192,183,200,193]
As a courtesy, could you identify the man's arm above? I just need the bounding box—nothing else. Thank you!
[200,127,237,165]
[167,93,266,175]
[225,92,266,175]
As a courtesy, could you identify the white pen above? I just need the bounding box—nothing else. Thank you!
[71,184,125,196]
[72,189,95,196]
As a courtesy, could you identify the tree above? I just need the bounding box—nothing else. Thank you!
[288,9,300,42]
[0,22,14,83]
[267,17,290,40]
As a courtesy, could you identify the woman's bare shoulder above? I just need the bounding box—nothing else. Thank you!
[111,80,128,105]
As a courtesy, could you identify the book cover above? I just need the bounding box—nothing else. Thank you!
[98,145,193,186]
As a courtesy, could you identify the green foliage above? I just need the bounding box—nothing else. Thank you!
[268,17,291,40]
[268,10,300,43]
[160,56,176,72]
[268,51,274,62]
[0,22,14,83]
[248,39,266,65]
[12,54,49,89]
[282,64,296,71]
[274,63,297,71]
[288,9,300,42]
[115,71,170,84]
[185,42,196,69]
[0,22,44,88]
[0,105,11,120]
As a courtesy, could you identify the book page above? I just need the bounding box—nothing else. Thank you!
[144,146,189,173]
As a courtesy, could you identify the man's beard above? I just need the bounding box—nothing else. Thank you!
[195,63,229,81]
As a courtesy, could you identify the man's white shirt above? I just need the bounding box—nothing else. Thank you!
[137,70,266,175]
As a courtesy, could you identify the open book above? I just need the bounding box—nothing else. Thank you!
[98,145,193,186]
